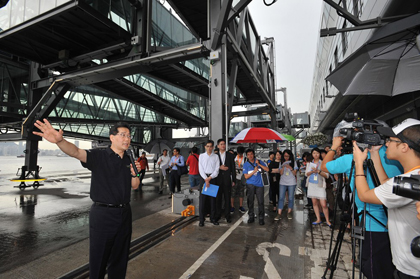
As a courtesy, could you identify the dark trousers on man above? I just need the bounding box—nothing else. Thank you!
[169,170,181,193]
[215,177,232,222]
[361,231,395,279]
[247,184,264,221]
[199,176,217,223]
[89,204,132,279]
[139,169,146,186]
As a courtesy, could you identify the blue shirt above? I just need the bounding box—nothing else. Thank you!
[170,155,185,170]
[326,146,403,231]
[243,159,267,187]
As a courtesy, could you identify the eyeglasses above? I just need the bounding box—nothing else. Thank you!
[385,138,402,144]
[115,133,132,139]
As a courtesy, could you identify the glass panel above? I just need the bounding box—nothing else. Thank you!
[0,0,73,32]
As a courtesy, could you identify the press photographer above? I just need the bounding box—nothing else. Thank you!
[321,115,403,279]
[352,118,420,279]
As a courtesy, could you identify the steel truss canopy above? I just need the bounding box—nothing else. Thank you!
[0,0,278,144]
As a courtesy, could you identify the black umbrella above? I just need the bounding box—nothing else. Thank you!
[326,12,420,96]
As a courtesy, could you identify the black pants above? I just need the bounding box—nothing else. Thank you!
[247,184,264,220]
[361,231,395,279]
[199,177,216,223]
[169,170,181,193]
[215,178,232,221]
[394,270,420,279]
[139,169,146,185]
[269,175,279,207]
[89,204,132,279]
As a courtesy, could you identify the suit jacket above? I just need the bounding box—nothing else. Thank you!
[216,152,236,187]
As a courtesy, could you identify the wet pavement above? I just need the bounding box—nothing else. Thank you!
[0,170,359,278]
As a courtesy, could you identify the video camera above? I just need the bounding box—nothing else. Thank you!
[338,113,385,149]
[393,175,420,201]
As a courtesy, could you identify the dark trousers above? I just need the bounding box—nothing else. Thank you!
[269,175,279,207]
[247,184,264,220]
[139,169,146,185]
[169,170,181,193]
[199,177,216,223]
[394,270,420,279]
[89,204,132,279]
[215,177,232,221]
[361,231,395,279]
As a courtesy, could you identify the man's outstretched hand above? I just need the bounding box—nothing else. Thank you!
[33,118,64,144]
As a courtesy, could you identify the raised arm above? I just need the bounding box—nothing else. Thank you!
[33,119,87,163]
[321,137,343,172]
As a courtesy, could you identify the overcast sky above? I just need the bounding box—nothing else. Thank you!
[248,0,323,114]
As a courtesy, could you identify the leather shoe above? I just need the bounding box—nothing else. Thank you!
[158,190,163,195]
[199,222,204,227]
[226,219,232,223]
[248,218,255,223]
[212,221,219,225]
[259,220,265,225]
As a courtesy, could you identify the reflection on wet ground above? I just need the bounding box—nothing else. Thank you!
[0,170,167,274]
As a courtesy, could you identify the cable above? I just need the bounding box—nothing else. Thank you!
[263,0,277,7]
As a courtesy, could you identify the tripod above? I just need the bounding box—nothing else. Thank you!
[322,170,353,279]
[323,158,386,279]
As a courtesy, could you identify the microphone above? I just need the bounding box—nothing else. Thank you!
[126,149,140,177]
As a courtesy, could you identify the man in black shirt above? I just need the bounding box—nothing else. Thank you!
[33,119,140,279]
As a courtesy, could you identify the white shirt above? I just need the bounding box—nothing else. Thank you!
[199,152,220,180]
[219,151,226,165]
[157,155,170,169]
[374,169,420,276]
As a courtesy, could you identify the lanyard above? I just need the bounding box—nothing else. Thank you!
[237,156,243,167]
[404,165,420,174]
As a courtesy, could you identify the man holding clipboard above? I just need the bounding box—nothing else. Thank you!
[198,140,220,227]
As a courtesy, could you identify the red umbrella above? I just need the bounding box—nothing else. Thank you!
[230,127,287,143]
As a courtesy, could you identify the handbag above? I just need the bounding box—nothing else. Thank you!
[261,169,270,187]
[177,165,189,175]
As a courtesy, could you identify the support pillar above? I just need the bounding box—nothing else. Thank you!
[209,0,228,143]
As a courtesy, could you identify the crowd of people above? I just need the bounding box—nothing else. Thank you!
[32,117,420,279]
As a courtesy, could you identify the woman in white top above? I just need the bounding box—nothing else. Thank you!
[274,149,298,220]
[306,147,331,227]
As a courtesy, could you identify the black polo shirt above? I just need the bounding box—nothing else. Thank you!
[81,147,132,204]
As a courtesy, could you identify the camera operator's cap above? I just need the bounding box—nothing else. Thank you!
[377,118,420,151]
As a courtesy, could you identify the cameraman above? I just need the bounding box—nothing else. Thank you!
[352,118,420,279]
[321,136,403,279]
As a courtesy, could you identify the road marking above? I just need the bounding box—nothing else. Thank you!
[179,214,244,279]
[256,242,291,279]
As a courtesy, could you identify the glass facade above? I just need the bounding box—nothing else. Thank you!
[0,0,71,32]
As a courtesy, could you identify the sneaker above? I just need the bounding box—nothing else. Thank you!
[230,207,235,214]
[274,214,282,221]
[287,212,292,219]
[239,206,246,213]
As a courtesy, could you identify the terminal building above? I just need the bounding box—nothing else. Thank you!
[309,0,420,138]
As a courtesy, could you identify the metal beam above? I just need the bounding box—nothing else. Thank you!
[227,0,252,23]
[226,29,276,110]
[323,0,362,26]
[31,43,208,89]
[211,0,234,50]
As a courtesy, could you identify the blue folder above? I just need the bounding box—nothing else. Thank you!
[201,184,219,197]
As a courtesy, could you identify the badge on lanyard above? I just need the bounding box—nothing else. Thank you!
[314,174,318,181]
